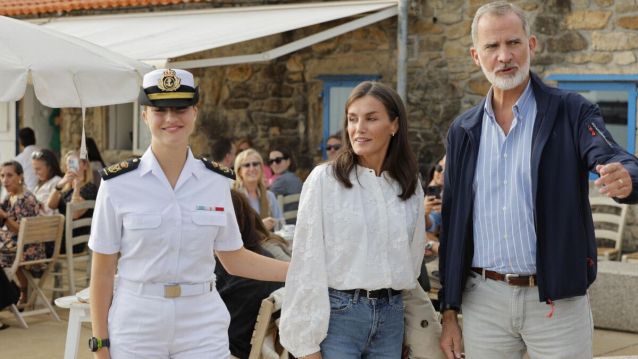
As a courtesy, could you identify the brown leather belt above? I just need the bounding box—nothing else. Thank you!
[471,268,537,287]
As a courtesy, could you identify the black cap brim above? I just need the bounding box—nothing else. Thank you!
[139,86,199,108]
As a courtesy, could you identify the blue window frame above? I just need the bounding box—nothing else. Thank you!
[318,75,380,159]
[547,74,638,179]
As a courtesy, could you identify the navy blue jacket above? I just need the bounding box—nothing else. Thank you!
[439,72,638,311]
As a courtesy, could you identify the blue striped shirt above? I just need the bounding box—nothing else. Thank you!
[472,81,537,274]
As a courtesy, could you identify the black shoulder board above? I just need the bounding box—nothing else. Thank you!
[200,158,236,180]
[101,158,141,180]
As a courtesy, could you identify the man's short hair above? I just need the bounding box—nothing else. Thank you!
[471,1,530,45]
[211,137,233,162]
[18,127,35,147]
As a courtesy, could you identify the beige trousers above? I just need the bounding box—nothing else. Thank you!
[461,272,593,359]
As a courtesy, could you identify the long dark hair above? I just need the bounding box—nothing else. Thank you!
[269,145,296,172]
[332,81,418,200]
[32,149,63,182]
[86,137,105,167]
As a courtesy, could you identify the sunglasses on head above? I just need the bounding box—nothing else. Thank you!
[240,161,261,169]
[268,156,288,165]
[31,151,44,160]
[326,144,341,151]
[435,164,444,173]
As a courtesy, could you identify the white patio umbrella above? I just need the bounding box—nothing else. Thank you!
[0,15,153,157]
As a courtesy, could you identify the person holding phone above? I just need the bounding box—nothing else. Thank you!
[424,156,445,240]
[47,150,97,255]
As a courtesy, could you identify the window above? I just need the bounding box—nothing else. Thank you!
[547,74,638,178]
[319,75,380,159]
[547,74,637,154]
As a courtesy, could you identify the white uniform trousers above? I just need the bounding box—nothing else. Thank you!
[461,272,593,359]
[108,284,231,358]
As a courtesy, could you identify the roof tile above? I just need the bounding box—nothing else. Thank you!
[0,0,206,16]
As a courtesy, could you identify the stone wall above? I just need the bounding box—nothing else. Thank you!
[53,0,638,251]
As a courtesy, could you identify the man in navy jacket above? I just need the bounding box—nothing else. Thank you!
[438,2,638,359]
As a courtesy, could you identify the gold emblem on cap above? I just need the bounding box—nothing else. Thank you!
[157,69,181,92]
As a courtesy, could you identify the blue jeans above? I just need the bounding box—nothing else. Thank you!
[320,288,404,359]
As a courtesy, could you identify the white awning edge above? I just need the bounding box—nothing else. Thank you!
[169,6,398,69]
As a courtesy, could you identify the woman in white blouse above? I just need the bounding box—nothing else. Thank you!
[280,82,425,358]
[31,149,63,216]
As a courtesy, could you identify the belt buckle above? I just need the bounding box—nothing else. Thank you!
[164,284,181,298]
[504,273,519,285]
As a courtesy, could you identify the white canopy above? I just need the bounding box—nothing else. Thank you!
[37,0,398,68]
[0,15,152,108]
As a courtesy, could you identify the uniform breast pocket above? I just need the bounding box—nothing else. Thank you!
[191,211,226,238]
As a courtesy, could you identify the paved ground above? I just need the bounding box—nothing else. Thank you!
[1,308,638,358]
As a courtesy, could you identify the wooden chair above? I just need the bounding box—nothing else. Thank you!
[50,200,95,296]
[249,289,288,359]
[4,214,64,328]
[276,193,300,224]
[590,196,629,261]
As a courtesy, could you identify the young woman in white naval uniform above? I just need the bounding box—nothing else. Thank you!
[88,68,289,359]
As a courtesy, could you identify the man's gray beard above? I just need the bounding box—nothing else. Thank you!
[483,57,530,91]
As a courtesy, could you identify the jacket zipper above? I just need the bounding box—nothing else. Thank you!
[589,121,613,148]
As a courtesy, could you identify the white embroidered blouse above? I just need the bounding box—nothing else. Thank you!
[279,163,425,357]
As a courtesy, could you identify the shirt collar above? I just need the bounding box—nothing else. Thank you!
[139,147,199,179]
[483,79,533,122]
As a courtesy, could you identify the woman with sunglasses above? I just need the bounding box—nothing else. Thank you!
[325,133,343,161]
[280,82,425,358]
[88,69,288,358]
[268,146,302,223]
[31,149,63,216]
[233,149,284,231]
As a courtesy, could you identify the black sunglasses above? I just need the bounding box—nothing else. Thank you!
[240,161,261,169]
[268,156,289,165]
[326,144,341,151]
[435,164,444,173]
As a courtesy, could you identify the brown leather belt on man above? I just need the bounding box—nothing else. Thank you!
[471,268,536,287]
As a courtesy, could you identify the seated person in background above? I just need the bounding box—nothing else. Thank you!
[325,132,342,161]
[233,149,284,231]
[85,137,106,189]
[268,146,302,223]
[0,161,43,304]
[216,190,290,359]
[47,150,97,254]
[418,156,446,293]
[211,137,237,169]
[31,149,63,216]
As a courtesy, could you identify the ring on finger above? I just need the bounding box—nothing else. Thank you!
[619,178,624,186]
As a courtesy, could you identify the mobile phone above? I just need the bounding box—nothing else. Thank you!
[68,157,79,173]
[425,185,442,199]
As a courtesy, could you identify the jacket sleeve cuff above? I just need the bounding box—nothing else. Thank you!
[439,303,460,313]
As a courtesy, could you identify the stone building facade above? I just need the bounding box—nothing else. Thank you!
[11,0,638,251]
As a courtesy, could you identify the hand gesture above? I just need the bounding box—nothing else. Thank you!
[263,217,277,231]
[595,163,632,198]
[424,195,442,216]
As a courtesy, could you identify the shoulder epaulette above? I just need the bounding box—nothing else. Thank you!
[101,158,140,180]
[200,158,235,180]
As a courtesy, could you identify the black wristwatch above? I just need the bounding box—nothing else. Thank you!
[88,337,110,352]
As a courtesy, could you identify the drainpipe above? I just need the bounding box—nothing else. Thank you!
[397,0,408,102]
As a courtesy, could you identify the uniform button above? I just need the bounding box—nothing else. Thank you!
[420,320,429,328]
[504,180,508,185]
[503,235,507,239]
[502,206,507,211]
[503,154,508,158]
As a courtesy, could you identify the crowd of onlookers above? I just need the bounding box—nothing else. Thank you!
[0,127,444,358]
